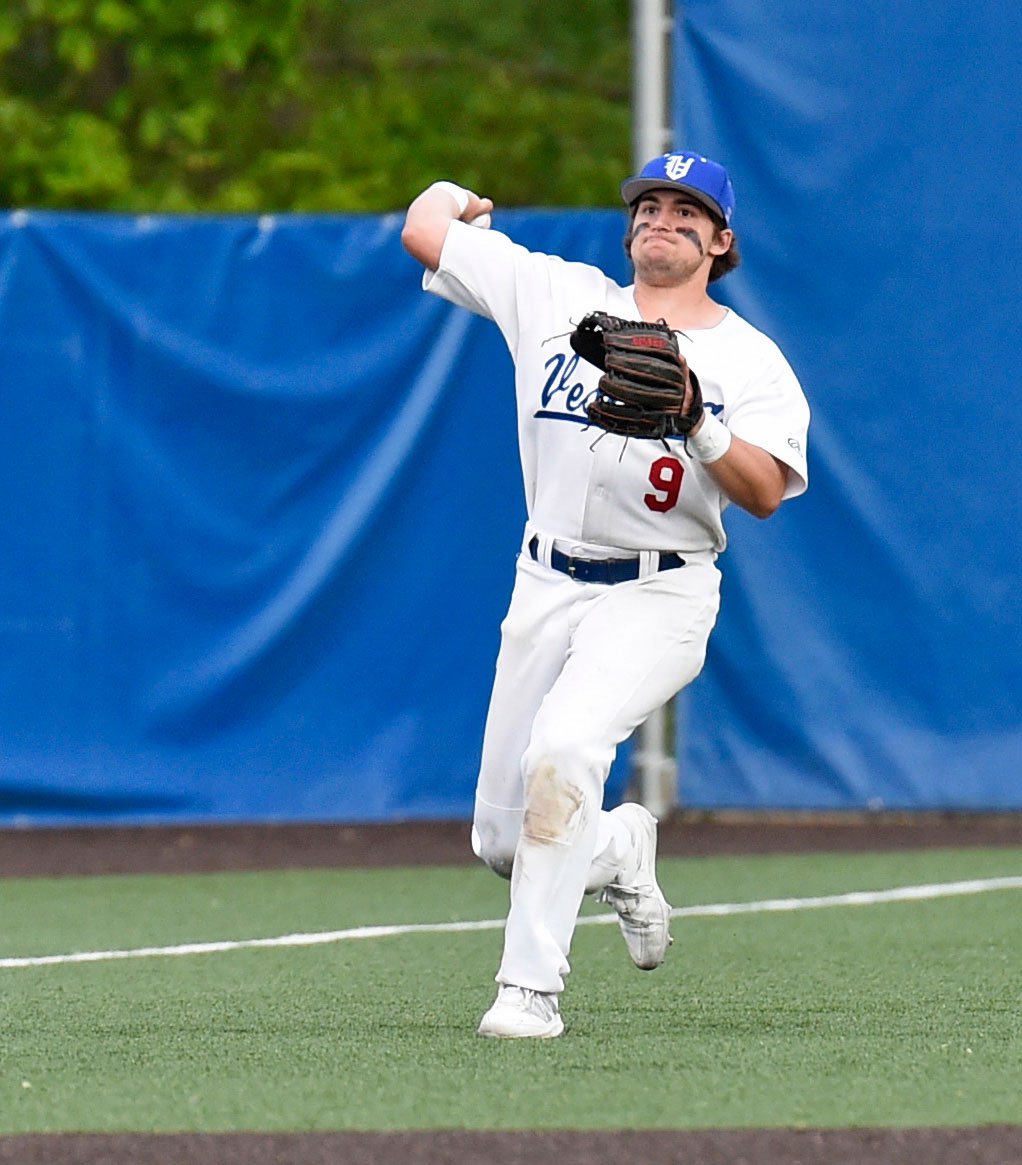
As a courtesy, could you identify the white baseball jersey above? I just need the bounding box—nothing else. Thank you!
[424,220,810,555]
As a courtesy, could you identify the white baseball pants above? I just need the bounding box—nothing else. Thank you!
[471,544,721,993]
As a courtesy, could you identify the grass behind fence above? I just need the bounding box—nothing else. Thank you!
[1,847,1020,1132]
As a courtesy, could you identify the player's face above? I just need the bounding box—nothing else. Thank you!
[630,191,732,286]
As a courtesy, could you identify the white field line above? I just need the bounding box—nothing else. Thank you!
[2,875,1020,971]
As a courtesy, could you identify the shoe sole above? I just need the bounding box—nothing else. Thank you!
[477,1018,564,1039]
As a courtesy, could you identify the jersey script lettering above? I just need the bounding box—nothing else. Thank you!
[538,351,598,420]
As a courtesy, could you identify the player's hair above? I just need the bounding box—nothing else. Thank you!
[623,208,741,283]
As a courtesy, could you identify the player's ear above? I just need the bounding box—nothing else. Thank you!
[708,228,733,256]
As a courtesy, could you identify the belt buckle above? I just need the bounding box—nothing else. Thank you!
[567,558,577,579]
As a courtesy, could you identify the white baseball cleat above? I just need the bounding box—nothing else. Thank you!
[599,803,673,970]
[477,985,564,1039]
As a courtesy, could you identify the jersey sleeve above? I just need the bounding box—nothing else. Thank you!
[420,221,541,349]
[421,220,606,356]
[725,340,810,499]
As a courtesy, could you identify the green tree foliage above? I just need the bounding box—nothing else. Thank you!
[0,0,632,212]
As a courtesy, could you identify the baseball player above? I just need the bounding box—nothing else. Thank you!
[401,152,810,1039]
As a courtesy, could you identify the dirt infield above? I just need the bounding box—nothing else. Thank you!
[5,809,1022,879]
[3,811,1021,1164]
[2,1128,1021,1165]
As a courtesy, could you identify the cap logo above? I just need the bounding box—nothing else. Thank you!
[665,155,695,180]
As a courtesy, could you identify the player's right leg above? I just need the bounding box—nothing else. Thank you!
[471,553,586,1038]
[471,554,575,881]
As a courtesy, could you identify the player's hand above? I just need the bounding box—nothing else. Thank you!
[683,378,704,433]
[402,181,492,268]
[462,193,494,229]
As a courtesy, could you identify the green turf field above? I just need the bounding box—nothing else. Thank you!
[2,847,1020,1132]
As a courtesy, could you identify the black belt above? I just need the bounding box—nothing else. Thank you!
[528,536,685,584]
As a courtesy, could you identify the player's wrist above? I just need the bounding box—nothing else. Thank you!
[428,180,471,216]
[685,411,732,463]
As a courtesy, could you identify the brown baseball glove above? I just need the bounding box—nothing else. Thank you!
[569,312,703,440]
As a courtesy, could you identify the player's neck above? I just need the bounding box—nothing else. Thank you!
[633,282,727,331]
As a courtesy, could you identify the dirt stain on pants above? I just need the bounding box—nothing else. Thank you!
[522,761,583,845]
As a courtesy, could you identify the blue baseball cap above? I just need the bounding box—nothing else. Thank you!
[621,151,736,225]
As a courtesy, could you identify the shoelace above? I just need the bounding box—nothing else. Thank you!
[600,882,656,915]
[507,987,558,1020]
